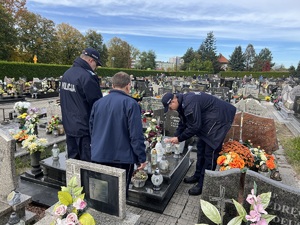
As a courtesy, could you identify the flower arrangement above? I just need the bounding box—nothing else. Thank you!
[244,140,277,171]
[199,182,276,225]
[47,115,61,133]
[52,176,95,225]
[25,82,31,87]
[7,83,13,88]
[17,113,28,128]
[131,170,148,188]
[217,152,245,171]
[21,134,48,155]
[144,118,162,148]
[12,129,29,143]
[24,107,40,134]
[220,140,254,169]
[14,101,31,115]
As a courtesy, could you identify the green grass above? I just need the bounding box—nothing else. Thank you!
[282,137,300,174]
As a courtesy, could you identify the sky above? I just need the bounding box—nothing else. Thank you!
[26,0,300,68]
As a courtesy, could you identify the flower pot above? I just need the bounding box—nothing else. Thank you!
[131,170,148,188]
[30,151,42,175]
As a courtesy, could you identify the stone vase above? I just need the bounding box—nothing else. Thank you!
[30,151,42,175]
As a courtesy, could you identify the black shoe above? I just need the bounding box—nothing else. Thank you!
[188,186,202,196]
[183,176,199,184]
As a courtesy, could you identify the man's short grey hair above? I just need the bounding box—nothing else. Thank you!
[112,71,131,88]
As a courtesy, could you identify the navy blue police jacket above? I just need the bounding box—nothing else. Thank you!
[90,90,146,165]
[175,92,236,149]
[59,57,102,137]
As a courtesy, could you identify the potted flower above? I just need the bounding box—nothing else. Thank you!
[131,170,148,188]
[13,101,31,115]
[216,152,245,171]
[52,176,95,225]
[220,140,254,169]
[46,115,61,134]
[24,107,40,135]
[144,118,162,148]
[22,134,48,173]
[12,129,29,144]
[21,134,48,155]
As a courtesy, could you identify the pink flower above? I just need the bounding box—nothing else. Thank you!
[246,209,261,222]
[256,217,268,225]
[66,212,79,224]
[54,205,67,216]
[73,198,87,210]
[246,189,257,205]
[254,203,268,215]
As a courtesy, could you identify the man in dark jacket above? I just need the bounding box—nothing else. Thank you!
[90,71,147,196]
[162,92,236,195]
[60,48,103,162]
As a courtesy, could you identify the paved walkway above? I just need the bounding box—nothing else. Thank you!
[4,97,300,224]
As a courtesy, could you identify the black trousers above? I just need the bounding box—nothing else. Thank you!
[96,162,134,198]
[66,135,91,162]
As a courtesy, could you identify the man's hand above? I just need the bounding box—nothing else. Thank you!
[137,161,147,170]
[164,137,179,145]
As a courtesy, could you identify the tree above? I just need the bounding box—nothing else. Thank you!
[16,10,59,63]
[181,47,195,70]
[253,48,274,72]
[0,5,17,60]
[243,44,256,71]
[229,46,245,71]
[296,61,300,77]
[107,37,131,68]
[1,0,26,20]
[288,65,296,76]
[139,50,156,70]
[84,30,108,66]
[197,31,220,73]
[56,23,85,65]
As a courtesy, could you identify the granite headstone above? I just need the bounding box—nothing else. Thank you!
[225,112,278,154]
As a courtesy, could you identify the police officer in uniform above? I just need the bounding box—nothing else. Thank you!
[60,48,103,162]
[162,92,236,195]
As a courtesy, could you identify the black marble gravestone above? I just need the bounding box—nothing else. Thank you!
[164,110,180,136]
[81,169,120,217]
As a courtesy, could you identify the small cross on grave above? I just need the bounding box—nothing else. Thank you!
[209,185,233,221]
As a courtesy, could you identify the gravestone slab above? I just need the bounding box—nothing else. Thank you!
[234,99,267,116]
[164,110,180,136]
[225,112,278,154]
[293,96,300,118]
[289,85,300,102]
[243,84,259,98]
[244,170,300,225]
[198,169,242,225]
[0,130,18,202]
[65,159,126,219]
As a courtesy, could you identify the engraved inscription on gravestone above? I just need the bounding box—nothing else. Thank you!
[164,110,180,136]
[89,177,108,203]
[81,169,119,217]
[244,170,300,225]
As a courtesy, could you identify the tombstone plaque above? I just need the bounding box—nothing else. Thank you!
[198,169,241,225]
[65,159,126,219]
[164,110,180,136]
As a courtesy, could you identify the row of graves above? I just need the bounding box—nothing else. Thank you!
[1,76,300,224]
[0,77,60,104]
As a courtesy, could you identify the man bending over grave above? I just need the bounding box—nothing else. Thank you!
[90,71,147,196]
[162,92,236,195]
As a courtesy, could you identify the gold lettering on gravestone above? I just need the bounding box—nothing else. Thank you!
[89,177,108,203]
